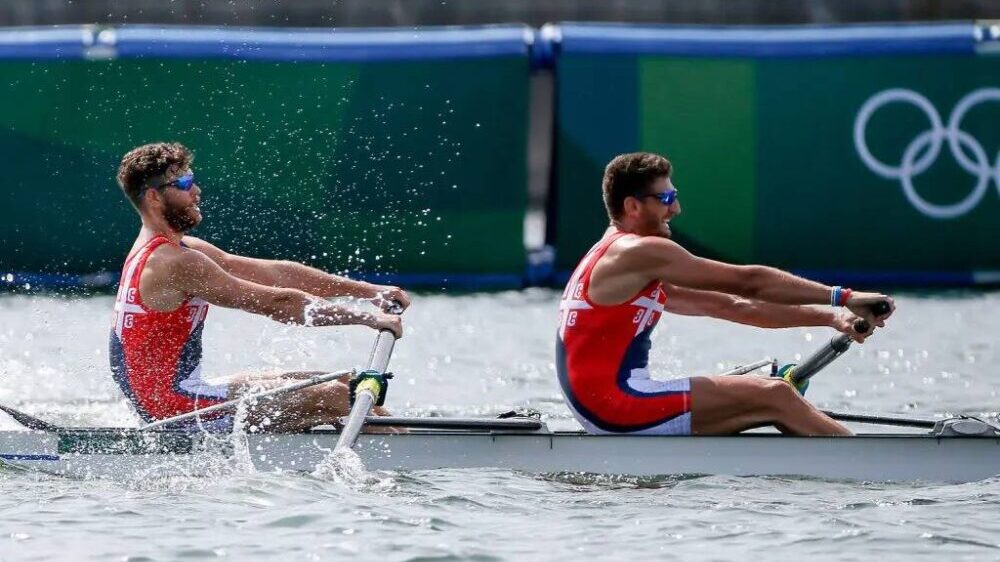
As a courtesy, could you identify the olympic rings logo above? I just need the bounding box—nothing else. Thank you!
[854,88,1000,219]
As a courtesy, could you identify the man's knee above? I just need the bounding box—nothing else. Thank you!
[757,377,801,412]
[301,381,350,410]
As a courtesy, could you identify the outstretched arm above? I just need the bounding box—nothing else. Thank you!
[631,237,893,326]
[183,236,410,309]
[169,248,402,337]
[664,284,870,341]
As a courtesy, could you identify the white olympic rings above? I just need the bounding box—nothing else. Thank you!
[854,87,1000,219]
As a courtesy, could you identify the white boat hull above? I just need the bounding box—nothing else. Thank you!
[1,429,998,483]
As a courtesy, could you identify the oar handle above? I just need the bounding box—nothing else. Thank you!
[851,300,892,334]
[367,301,403,372]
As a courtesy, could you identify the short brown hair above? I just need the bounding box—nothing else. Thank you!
[602,152,672,220]
[116,142,193,209]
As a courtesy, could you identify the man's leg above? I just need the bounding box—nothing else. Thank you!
[689,375,851,436]
[227,371,390,433]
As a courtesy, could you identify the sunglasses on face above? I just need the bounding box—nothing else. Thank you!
[638,188,678,206]
[159,172,196,191]
[142,172,196,197]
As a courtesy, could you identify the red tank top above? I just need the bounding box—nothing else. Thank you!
[556,231,689,432]
[108,236,218,421]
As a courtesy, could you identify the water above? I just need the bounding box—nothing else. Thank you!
[2,290,1000,560]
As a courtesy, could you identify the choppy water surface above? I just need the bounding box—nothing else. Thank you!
[1,290,999,560]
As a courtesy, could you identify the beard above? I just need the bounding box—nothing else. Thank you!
[640,213,671,238]
[163,202,200,233]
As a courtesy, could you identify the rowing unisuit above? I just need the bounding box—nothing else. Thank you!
[109,235,227,422]
[556,231,692,434]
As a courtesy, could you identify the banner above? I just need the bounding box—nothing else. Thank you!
[550,23,1000,283]
[0,26,532,287]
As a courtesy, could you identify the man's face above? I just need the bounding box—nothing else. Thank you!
[150,168,202,233]
[633,176,681,238]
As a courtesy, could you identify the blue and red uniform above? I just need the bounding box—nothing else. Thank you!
[556,231,692,434]
[109,235,228,423]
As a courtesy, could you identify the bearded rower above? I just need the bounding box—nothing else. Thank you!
[110,142,409,432]
[556,152,895,436]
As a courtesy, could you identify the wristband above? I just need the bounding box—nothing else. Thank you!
[839,288,853,307]
[830,286,841,307]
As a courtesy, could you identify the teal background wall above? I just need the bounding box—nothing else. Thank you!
[550,24,1000,282]
[0,26,531,287]
[3,23,999,289]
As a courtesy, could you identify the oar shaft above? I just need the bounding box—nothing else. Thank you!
[141,369,353,430]
[718,358,774,377]
[333,305,402,452]
[348,416,543,431]
[0,404,62,432]
[368,330,396,374]
[822,410,937,429]
[335,391,376,449]
[789,334,853,384]
[789,301,893,385]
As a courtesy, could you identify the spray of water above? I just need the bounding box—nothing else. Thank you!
[311,444,396,492]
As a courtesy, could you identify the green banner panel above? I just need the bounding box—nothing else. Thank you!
[755,56,1000,271]
[550,23,1000,283]
[0,27,530,286]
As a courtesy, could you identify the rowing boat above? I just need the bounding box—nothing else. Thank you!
[4,305,997,483]
[2,416,998,483]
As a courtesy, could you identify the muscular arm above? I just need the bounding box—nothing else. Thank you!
[183,236,383,300]
[169,248,389,331]
[664,285,838,329]
[627,237,832,305]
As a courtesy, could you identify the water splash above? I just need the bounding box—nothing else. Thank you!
[311,446,396,493]
[302,295,327,327]
[228,397,255,473]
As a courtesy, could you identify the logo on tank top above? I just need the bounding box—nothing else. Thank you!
[630,287,664,336]
[113,285,146,335]
[558,281,592,339]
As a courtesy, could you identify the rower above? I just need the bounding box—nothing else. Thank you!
[556,152,895,436]
[110,142,410,432]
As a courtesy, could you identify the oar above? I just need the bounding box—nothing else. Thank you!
[0,404,63,432]
[140,369,354,430]
[344,415,544,431]
[332,303,403,453]
[821,410,936,429]
[788,301,893,386]
[718,358,774,377]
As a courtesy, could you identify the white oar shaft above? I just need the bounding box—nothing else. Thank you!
[140,369,353,430]
[333,325,399,452]
[368,330,396,374]
[335,391,376,451]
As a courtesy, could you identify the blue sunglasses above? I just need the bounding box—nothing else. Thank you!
[143,172,196,196]
[639,188,677,206]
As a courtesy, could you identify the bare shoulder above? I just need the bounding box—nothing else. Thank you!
[181,235,228,263]
[612,235,684,266]
[145,242,215,281]
[138,243,197,310]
